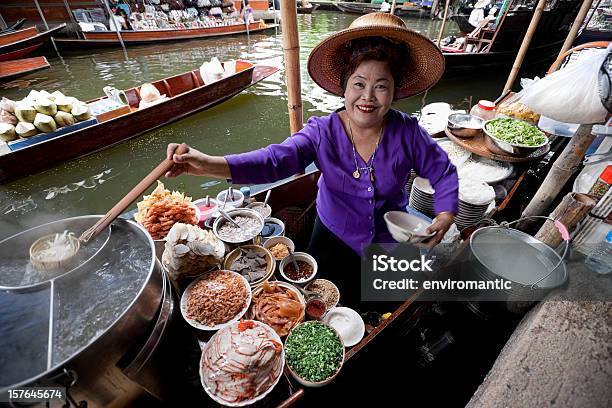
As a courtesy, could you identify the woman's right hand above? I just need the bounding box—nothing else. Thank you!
[165,143,209,178]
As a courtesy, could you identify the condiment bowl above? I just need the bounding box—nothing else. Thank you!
[223,244,275,288]
[384,211,435,244]
[483,119,549,157]
[284,321,345,387]
[305,278,340,310]
[279,252,318,284]
[216,189,244,209]
[447,113,485,138]
[212,208,264,244]
[248,281,306,332]
[263,236,295,261]
[261,217,285,242]
[246,201,272,218]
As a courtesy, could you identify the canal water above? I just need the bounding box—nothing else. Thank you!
[0,11,509,238]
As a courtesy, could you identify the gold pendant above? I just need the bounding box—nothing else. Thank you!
[353,169,360,179]
[370,171,375,183]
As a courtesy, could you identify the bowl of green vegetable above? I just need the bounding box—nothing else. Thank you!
[284,321,345,387]
[484,118,549,156]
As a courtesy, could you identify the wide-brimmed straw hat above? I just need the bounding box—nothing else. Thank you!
[307,13,445,100]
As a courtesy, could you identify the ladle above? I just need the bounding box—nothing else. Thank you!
[262,190,271,207]
[29,144,189,271]
[287,246,301,276]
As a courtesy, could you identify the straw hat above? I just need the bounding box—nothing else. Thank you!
[307,13,445,100]
[474,0,491,9]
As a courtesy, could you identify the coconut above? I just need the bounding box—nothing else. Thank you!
[0,97,16,113]
[16,122,38,138]
[27,90,41,101]
[0,123,17,142]
[54,111,76,127]
[34,97,58,116]
[33,113,57,133]
[0,110,17,125]
[50,90,65,101]
[71,103,92,121]
[15,103,37,123]
[39,90,52,99]
[55,96,74,113]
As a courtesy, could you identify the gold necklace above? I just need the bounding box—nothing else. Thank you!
[348,119,384,182]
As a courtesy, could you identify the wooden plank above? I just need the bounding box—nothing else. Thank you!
[0,56,49,82]
[0,27,38,46]
[0,43,43,62]
[0,24,65,54]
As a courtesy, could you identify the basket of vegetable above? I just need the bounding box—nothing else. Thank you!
[284,321,345,387]
[483,118,548,157]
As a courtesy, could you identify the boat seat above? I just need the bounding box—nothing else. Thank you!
[164,72,199,97]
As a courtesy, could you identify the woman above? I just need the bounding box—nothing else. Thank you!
[166,14,458,305]
[239,0,254,23]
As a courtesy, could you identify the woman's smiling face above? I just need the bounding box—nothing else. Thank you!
[343,59,394,130]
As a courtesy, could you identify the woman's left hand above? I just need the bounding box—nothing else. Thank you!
[422,212,455,248]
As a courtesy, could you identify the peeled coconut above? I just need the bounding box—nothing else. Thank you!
[55,96,74,113]
[15,103,37,123]
[55,111,76,127]
[140,83,161,103]
[27,90,41,101]
[39,90,52,99]
[0,97,16,113]
[0,123,17,142]
[71,103,92,121]
[50,90,65,101]
[33,113,57,133]
[34,97,58,116]
[16,122,38,138]
[0,110,17,125]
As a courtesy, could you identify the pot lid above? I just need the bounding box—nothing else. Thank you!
[0,216,155,389]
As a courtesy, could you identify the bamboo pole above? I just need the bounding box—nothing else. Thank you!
[557,0,594,59]
[502,0,547,93]
[435,0,450,47]
[102,0,129,60]
[62,0,82,39]
[391,0,397,14]
[280,0,303,134]
[33,0,49,30]
[518,124,595,229]
[535,193,596,248]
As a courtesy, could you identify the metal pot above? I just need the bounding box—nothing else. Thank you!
[483,119,549,156]
[0,216,168,407]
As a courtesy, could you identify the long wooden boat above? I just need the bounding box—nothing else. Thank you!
[52,22,277,49]
[0,61,279,184]
[0,24,66,61]
[297,4,319,13]
[0,56,49,82]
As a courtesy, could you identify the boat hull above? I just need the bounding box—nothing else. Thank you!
[53,23,276,49]
[0,43,42,62]
[0,24,65,55]
[0,65,278,184]
[0,56,49,82]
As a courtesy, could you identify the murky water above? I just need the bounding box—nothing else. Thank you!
[0,11,508,238]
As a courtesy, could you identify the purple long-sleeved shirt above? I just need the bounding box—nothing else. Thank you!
[225,109,458,254]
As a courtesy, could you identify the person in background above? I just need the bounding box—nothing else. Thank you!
[116,8,133,30]
[468,0,494,28]
[380,0,391,13]
[108,7,128,31]
[240,0,254,23]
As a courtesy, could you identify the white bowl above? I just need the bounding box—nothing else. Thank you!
[216,189,244,209]
[279,252,318,284]
[246,201,272,218]
[213,208,264,244]
[323,307,365,347]
[384,211,435,244]
[261,217,285,242]
[263,236,296,261]
[180,270,252,331]
[199,320,284,406]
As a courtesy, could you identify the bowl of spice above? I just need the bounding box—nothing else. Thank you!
[285,321,345,387]
[305,297,327,320]
[223,245,275,288]
[279,252,317,284]
[263,236,295,262]
[305,279,340,310]
[246,201,272,219]
[213,208,264,244]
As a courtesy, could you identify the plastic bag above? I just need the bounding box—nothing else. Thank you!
[520,48,609,124]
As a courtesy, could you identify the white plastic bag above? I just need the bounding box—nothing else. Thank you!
[520,49,609,124]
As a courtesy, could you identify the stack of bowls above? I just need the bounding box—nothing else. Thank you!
[405,170,417,201]
[409,177,436,219]
[409,177,495,230]
[455,179,495,230]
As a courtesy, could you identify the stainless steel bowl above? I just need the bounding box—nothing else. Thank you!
[447,113,485,138]
[483,119,549,156]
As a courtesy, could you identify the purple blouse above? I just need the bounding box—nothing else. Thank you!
[225,109,459,254]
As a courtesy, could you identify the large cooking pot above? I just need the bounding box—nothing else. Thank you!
[459,216,569,315]
[0,216,167,407]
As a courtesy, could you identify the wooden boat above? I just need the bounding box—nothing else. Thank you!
[0,61,279,184]
[0,24,66,61]
[53,22,277,49]
[0,56,49,82]
[297,4,319,13]
[0,18,26,34]
[335,3,386,14]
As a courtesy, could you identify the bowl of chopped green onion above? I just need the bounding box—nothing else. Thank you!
[484,118,548,156]
[284,321,345,387]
